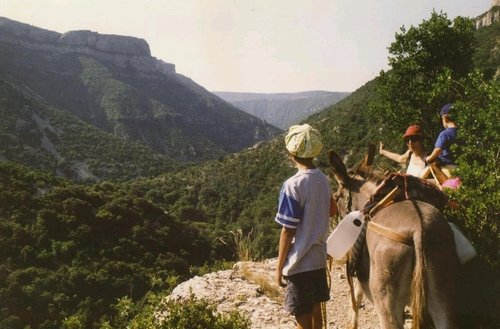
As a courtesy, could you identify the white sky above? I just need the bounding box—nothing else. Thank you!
[0,0,491,93]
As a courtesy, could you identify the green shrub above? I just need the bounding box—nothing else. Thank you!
[157,294,251,329]
[114,293,251,329]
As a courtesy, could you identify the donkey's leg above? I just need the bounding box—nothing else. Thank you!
[354,279,364,308]
[369,245,413,329]
[425,244,460,329]
[347,279,365,329]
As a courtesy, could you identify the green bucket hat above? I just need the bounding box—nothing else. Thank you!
[285,124,323,158]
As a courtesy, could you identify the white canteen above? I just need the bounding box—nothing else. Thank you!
[327,210,365,260]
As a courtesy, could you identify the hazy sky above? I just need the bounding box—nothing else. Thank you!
[0,0,491,93]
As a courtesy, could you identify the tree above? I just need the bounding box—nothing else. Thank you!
[371,11,475,141]
[370,7,499,273]
[444,73,499,271]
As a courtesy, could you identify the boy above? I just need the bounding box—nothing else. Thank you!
[426,103,458,166]
[275,124,331,329]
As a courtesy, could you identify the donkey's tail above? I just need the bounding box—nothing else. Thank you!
[411,203,426,329]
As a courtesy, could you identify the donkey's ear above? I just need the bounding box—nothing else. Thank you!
[365,143,376,166]
[356,143,376,176]
[329,150,349,186]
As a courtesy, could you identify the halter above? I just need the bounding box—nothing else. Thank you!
[340,172,356,214]
[344,187,353,213]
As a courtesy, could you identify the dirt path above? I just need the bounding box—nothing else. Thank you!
[327,262,379,328]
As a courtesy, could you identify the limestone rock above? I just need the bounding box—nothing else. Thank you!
[163,258,392,329]
[475,0,500,28]
[166,259,296,329]
[59,30,150,56]
[0,16,174,75]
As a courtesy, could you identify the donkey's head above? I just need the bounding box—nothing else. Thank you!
[329,144,381,217]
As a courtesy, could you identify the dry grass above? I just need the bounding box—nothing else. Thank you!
[220,229,283,302]
[239,262,282,303]
[219,229,255,262]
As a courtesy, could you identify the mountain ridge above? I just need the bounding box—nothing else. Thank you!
[214,90,350,129]
[0,16,175,76]
[0,17,281,168]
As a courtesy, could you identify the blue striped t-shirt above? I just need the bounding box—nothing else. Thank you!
[275,168,331,276]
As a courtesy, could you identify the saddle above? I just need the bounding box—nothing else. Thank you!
[363,173,449,214]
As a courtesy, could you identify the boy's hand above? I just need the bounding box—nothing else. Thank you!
[276,269,286,287]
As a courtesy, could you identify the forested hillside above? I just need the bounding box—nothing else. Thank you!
[0,13,498,329]
[0,80,175,180]
[0,162,219,328]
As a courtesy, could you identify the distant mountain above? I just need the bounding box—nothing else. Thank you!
[0,17,280,163]
[214,90,350,129]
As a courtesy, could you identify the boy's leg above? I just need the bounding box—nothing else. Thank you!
[295,302,322,329]
[285,269,329,329]
[295,311,312,329]
[311,302,323,329]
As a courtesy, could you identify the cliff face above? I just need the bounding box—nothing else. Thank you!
[0,16,175,76]
[476,2,500,29]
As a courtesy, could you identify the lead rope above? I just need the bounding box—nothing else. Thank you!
[322,257,333,328]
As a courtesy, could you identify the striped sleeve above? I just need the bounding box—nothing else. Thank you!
[275,182,303,228]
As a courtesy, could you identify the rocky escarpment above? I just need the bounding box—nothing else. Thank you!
[166,261,296,329]
[0,16,174,75]
[476,0,500,28]
[165,259,388,329]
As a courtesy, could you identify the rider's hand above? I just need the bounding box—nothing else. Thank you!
[379,142,385,153]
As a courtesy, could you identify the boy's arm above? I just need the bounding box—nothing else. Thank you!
[276,227,296,287]
[426,147,442,164]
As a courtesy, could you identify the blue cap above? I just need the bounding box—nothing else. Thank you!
[440,103,453,116]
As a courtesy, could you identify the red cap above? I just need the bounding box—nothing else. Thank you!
[403,125,423,139]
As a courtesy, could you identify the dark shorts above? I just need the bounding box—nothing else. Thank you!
[284,268,330,316]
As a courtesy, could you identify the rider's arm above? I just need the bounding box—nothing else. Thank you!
[425,147,442,164]
[379,142,409,164]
